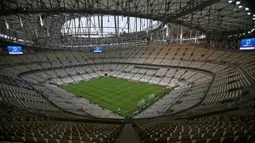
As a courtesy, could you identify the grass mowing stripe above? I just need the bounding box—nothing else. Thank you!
[62,77,168,117]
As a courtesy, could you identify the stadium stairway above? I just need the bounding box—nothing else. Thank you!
[115,123,142,143]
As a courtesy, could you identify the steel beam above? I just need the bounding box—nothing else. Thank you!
[170,19,206,33]
[167,0,220,21]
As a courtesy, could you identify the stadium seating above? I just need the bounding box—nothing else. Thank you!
[0,105,123,143]
[17,63,213,118]
[241,61,255,82]
[33,84,122,119]
[0,75,87,119]
[133,108,255,143]
[0,44,254,119]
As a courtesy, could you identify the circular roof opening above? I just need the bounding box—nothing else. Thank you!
[61,15,161,38]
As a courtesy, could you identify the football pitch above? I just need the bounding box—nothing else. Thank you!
[62,77,168,117]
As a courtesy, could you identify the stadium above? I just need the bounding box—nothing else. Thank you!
[0,0,255,142]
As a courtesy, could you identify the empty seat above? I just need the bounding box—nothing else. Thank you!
[222,136,234,143]
[91,137,102,143]
[25,132,34,137]
[191,134,201,139]
[195,139,207,143]
[72,140,83,143]
[3,135,14,141]
[36,138,47,143]
[59,139,70,143]
[224,131,233,137]
[34,133,44,138]
[235,130,245,135]
[208,137,220,143]
[179,140,192,143]
[48,138,58,143]
[213,132,223,138]
[247,134,255,142]
[44,134,52,138]
[14,136,25,142]
[157,137,167,143]
[64,132,71,136]
[203,132,213,138]
[62,135,71,140]
[169,136,179,142]
[52,134,62,139]
[234,135,248,143]
[16,132,25,136]
[245,129,255,135]
[25,137,37,143]
[82,135,91,142]
[72,136,81,140]
[180,135,190,140]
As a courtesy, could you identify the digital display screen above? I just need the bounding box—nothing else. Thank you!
[240,38,255,50]
[94,47,102,53]
[8,46,23,54]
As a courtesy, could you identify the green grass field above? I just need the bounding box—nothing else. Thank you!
[62,77,168,117]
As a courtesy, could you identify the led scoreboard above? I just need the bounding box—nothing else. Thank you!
[8,46,23,55]
[240,38,255,50]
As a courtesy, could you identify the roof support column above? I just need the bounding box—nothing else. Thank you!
[114,15,117,37]
[127,17,130,33]
[195,31,198,43]
[101,15,103,38]
[169,25,174,44]
[166,24,169,39]
[180,26,183,44]
[162,28,165,41]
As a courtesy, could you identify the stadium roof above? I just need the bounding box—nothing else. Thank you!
[0,0,254,47]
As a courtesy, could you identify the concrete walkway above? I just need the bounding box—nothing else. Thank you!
[115,123,142,143]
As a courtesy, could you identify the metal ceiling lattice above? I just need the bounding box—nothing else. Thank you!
[0,0,254,48]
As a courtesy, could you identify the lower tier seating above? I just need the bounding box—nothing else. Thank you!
[0,107,122,143]
[134,108,255,143]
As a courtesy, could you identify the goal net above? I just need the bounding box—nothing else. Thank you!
[137,99,145,108]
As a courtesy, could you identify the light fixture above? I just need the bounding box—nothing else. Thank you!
[5,19,9,30]
[245,8,249,11]
[18,16,23,28]
[39,14,44,27]
[236,1,241,5]
[248,12,251,15]
[228,0,232,3]
[239,5,242,8]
